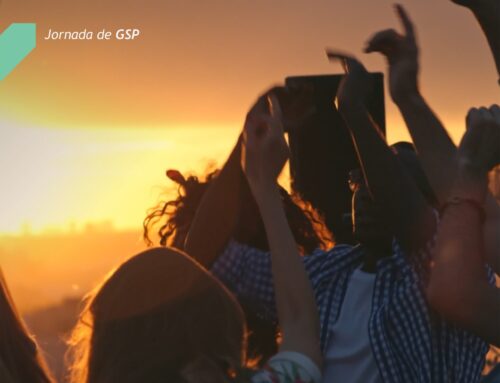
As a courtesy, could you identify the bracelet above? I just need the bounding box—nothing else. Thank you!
[440,197,486,223]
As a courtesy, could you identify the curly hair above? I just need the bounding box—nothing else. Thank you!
[143,169,333,254]
[143,170,220,249]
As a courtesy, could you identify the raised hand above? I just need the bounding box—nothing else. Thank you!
[365,4,418,103]
[242,97,322,371]
[459,105,500,174]
[241,94,289,194]
[326,50,372,111]
[453,105,500,202]
[277,85,316,132]
[183,87,284,267]
[244,86,315,134]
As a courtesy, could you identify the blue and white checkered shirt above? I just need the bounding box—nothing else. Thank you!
[212,239,489,383]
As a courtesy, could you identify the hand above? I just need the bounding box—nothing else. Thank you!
[453,105,500,201]
[365,4,419,103]
[245,86,280,119]
[241,94,289,194]
[326,50,372,112]
[459,105,500,174]
[246,85,315,133]
[275,85,316,132]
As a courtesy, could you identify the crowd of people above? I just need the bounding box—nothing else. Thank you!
[1,1,499,382]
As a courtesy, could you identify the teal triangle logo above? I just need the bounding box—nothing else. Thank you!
[0,23,36,80]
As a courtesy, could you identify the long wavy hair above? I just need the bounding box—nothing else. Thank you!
[67,247,248,383]
[143,169,333,254]
[0,270,54,383]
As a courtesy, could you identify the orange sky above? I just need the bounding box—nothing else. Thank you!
[0,0,499,233]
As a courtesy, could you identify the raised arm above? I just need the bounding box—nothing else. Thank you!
[184,86,321,267]
[365,5,455,204]
[183,136,245,267]
[327,52,436,251]
[365,4,500,272]
[427,105,500,346]
[184,91,274,268]
[241,95,322,368]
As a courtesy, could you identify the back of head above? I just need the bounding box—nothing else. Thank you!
[0,270,54,383]
[67,247,246,383]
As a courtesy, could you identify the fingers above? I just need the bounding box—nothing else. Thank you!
[479,106,491,120]
[488,105,500,166]
[325,49,356,62]
[249,85,285,117]
[243,115,258,152]
[326,49,351,73]
[489,104,500,122]
[466,108,481,130]
[474,107,495,153]
[266,94,286,138]
[490,104,500,119]
[464,107,484,153]
[267,94,283,120]
[244,109,266,150]
[267,86,287,108]
[365,29,400,55]
[364,4,417,59]
[395,4,415,40]
[464,106,500,170]
[326,49,367,74]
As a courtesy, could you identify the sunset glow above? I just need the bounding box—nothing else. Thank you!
[0,0,499,312]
